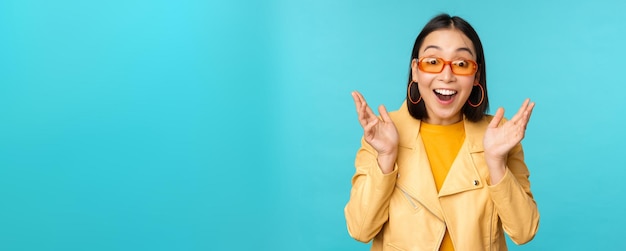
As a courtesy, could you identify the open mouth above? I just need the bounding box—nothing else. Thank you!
[434,89,457,101]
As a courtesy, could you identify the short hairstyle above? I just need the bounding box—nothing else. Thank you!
[406,13,489,122]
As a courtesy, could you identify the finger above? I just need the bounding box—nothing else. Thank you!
[353,91,377,119]
[363,118,378,138]
[352,91,373,126]
[352,91,363,114]
[351,91,360,105]
[519,101,536,129]
[488,107,504,128]
[354,90,367,107]
[510,98,530,123]
[526,101,536,120]
[364,100,377,120]
[356,91,369,114]
[378,105,392,123]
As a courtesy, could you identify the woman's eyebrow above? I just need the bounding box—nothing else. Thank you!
[422,45,474,56]
[422,45,441,52]
[456,47,474,56]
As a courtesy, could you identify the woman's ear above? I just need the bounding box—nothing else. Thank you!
[474,71,481,85]
[411,59,419,81]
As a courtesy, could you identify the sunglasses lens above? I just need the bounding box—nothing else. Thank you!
[419,58,444,73]
[451,60,476,75]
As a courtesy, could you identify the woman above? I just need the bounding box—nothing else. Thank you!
[344,14,539,251]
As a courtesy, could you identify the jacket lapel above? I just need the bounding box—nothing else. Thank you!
[393,102,444,221]
[396,137,446,221]
[438,118,487,197]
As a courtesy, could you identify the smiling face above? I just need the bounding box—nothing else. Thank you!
[411,28,479,125]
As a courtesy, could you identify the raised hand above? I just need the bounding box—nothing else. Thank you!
[352,91,399,173]
[483,99,535,183]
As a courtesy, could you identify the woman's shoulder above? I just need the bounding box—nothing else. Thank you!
[387,100,415,123]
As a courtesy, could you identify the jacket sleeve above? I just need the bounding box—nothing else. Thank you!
[344,137,398,243]
[488,143,540,245]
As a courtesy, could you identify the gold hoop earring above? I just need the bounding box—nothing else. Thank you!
[408,81,421,104]
[468,83,484,108]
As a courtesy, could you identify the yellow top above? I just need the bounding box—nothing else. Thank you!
[420,120,465,251]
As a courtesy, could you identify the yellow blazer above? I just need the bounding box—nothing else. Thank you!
[345,101,539,251]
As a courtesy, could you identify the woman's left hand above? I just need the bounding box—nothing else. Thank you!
[483,99,535,182]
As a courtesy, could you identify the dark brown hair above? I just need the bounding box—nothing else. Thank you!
[407,13,488,122]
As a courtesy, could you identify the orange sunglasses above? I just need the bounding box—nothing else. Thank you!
[417,57,478,76]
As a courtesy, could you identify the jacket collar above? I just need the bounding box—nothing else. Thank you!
[394,101,486,153]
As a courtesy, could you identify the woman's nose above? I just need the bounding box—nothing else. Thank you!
[438,64,455,83]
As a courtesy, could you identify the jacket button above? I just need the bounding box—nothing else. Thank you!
[473,180,479,186]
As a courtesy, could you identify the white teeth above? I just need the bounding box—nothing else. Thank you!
[434,89,457,95]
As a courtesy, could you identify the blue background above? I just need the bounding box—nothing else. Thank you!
[1,0,625,250]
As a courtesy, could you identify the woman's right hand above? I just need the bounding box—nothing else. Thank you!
[352,91,399,174]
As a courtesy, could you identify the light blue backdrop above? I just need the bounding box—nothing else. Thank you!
[1,0,625,250]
